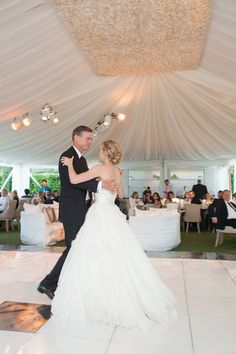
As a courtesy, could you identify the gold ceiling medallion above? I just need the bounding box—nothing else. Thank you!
[52,0,209,75]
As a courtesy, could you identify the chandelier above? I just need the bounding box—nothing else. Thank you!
[94,113,126,136]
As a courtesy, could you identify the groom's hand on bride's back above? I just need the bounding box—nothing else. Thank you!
[102,178,116,192]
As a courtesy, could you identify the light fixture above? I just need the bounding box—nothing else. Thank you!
[94,112,126,136]
[41,104,50,115]
[22,113,32,127]
[11,113,32,131]
[10,104,60,131]
[53,116,59,124]
[41,115,48,122]
[40,103,59,123]
[103,115,112,126]
[111,112,126,121]
[11,118,22,131]
[117,113,126,121]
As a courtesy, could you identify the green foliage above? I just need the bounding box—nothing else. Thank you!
[0,166,13,191]
[30,168,60,194]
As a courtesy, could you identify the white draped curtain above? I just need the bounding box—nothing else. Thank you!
[0,0,235,165]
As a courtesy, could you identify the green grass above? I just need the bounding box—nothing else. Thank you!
[0,230,66,247]
[0,230,23,245]
[173,231,236,254]
[0,230,236,254]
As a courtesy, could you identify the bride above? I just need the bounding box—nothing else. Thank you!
[51,140,176,332]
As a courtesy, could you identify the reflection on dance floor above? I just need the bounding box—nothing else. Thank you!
[0,301,51,333]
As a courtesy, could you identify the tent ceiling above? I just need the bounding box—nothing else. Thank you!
[52,0,209,75]
[0,0,235,165]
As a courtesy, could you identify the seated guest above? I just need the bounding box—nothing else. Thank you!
[44,191,53,204]
[143,186,152,197]
[129,192,144,215]
[191,191,202,205]
[165,191,174,205]
[12,190,19,209]
[212,190,236,230]
[129,192,138,216]
[205,192,213,204]
[208,190,223,227]
[163,179,174,198]
[192,179,208,203]
[31,192,43,205]
[21,188,32,198]
[208,190,222,211]
[184,191,193,203]
[201,192,213,229]
[152,192,162,207]
[142,192,153,205]
[52,190,60,203]
[0,189,10,213]
[38,192,45,204]
[39,179,52,194]
[129,191,139,206]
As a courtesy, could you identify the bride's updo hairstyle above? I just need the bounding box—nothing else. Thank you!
[101,140,123,165]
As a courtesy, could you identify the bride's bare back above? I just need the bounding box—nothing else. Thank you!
[61,156,124,198]
[97,164,121,184]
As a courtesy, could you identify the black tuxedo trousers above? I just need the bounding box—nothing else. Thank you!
[40,146,98,292]
[41,223,81,292]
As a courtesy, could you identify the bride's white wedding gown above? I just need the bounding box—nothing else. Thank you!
[51,189,176,332]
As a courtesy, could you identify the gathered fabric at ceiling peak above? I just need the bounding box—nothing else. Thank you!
[52,0,209,75]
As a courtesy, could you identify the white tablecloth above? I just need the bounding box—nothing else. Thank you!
[129,208,181,251]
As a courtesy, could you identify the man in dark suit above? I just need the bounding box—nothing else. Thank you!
[208,190,223,219]
[208,190,223,230]
[212,190,236,230]
[192,179,208,203]
[38,126,114,299]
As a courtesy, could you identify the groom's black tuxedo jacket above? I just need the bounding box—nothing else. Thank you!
[59,146,98,226]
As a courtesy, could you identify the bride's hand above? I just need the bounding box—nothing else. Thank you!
[61,156,74,166]
[102,178,117,193]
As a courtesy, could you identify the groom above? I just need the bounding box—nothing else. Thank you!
[38,125,114,299]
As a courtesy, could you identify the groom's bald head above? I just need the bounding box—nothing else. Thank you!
[72,125,93,152]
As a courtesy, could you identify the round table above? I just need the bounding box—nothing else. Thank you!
[129,208,181,251]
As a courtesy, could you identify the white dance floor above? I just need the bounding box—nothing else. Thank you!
[1,248,236,354]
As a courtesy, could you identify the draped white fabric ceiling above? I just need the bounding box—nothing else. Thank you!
[0,0,235,165]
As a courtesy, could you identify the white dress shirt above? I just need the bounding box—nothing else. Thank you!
[225,201,236,219]
[72,145,102,192]
[0,195,10,212]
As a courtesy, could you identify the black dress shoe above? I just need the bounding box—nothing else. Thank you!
[37,305,52,319]
[37,285,54,300]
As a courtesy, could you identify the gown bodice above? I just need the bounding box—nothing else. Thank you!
[95,188,117,204]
